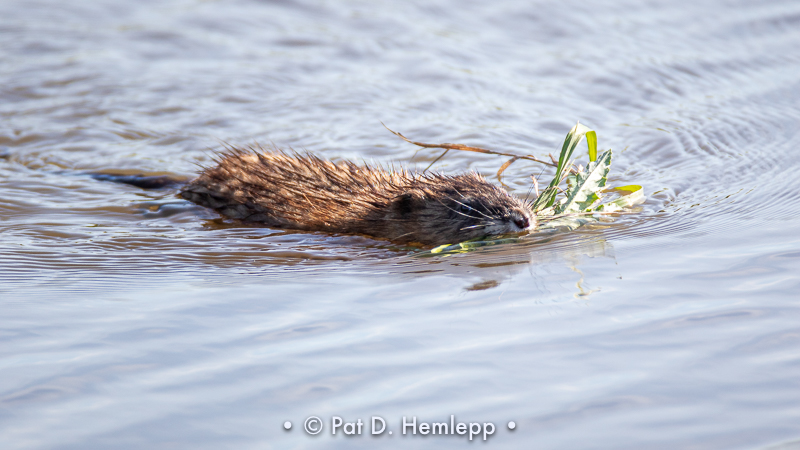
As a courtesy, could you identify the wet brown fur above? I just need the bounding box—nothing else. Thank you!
[180,148,534,245]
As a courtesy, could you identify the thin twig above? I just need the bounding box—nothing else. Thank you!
[424,149,449,173]
[381,122,557,168]
[496,156,520,182]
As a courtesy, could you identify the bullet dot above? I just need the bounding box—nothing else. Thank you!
[284,421,292,430]
[508,421,516,430]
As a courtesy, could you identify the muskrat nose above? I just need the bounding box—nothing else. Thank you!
[513,216,530,230]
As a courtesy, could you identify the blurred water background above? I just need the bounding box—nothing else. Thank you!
[1,0,800,448]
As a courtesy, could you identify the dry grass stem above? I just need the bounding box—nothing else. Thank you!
[496,156,521,182]
[381,122,558,173]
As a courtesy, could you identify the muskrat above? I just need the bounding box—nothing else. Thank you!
[178,149,535,245]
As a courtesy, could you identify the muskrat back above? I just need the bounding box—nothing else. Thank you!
[179,149,534,245]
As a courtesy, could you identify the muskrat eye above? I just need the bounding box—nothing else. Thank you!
[459,204,473,214]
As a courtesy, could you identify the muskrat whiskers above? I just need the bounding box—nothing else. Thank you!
[444,196,493,220]
[391,231,417,240]
[450,188,496,220]
[460,224,488,231]
[435,198,486,221]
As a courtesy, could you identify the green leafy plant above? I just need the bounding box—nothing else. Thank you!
[534,123,643,232]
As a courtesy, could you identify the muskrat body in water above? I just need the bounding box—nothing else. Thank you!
[178,149,534,245]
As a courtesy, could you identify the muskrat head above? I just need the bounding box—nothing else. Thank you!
[388,173,535,245]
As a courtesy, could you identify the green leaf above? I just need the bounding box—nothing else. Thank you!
[429,237,520,255]
[556,149,612,214]
[586,130,598,162]
[531,186,558,212]
[609,185,643,194]
[534,122,600,211]
[594,185,645,212]
[549,122,596,189]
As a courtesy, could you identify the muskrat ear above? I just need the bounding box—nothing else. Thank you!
[392,192,425,214]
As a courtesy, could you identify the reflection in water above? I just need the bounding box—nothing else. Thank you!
[412,233,615,301]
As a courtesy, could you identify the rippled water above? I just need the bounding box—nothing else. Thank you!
[2,0,800,448]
